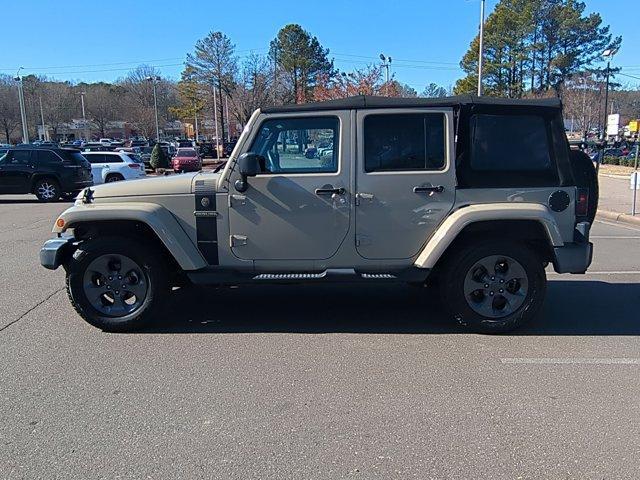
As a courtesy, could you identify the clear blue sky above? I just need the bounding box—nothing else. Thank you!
[1,0,638,90]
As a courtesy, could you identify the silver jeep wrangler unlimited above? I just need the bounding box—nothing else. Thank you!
[40,95,596,333]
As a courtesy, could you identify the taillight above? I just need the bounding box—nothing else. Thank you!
[128,163,140,169]
[576,188,589,217]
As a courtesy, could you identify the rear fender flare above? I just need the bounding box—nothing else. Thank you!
[53,202,208,271]
[414,203,564,269]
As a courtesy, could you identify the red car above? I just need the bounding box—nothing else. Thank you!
[172,148,202,172]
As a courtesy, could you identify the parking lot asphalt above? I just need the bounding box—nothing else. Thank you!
[1,194,640,479]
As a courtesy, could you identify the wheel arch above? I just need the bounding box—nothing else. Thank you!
[30,173,60,192]
[415,203,563,270]
[54,202,208,271]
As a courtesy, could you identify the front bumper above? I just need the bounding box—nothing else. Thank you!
[40,237,76,270]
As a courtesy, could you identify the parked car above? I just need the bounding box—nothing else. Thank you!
[198,142,218,159]
[177,139,194,148]
[604,148,624,158]
[223,141,237,157]
[82,151,146,184]
[41,95,596,333]
[172,148,202,172]
[0,147,92,201]
[140,147,154,169]
[99,138,112,146]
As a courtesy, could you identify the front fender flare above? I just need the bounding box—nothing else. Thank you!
[414,203,564,269]
[53,202,208,271]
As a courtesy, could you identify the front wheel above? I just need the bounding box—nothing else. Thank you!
[439,241,546,333]
[34,178,60,202]
[65,237,168,332]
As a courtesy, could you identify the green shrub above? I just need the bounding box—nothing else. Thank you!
[150,144,168,170]
[603,156,619,165]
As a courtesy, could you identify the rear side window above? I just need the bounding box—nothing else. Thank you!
[471,115,551,171]
[59,150,88,165]
[364,113,445,172]
[85,154,106,164]
[104,155,124,163]
[463,114,559,187]
[36,150,61,164]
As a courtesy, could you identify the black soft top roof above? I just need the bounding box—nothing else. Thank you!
[261,94,562,113]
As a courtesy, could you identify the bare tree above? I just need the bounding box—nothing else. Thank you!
[82,82,125,137]
[0,75,21,143]
[230,53,272,127]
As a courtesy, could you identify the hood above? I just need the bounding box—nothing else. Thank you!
[89,172,219,199]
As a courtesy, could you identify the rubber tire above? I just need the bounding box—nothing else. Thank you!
[569,149,598,224]
[65,236,168,332]
[33,178,60,202]
[439,241,547,334]
[105,173,124,183]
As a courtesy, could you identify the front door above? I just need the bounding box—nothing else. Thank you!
[0,150,33,194]
[355,109,456,260]
[228,112,351,261]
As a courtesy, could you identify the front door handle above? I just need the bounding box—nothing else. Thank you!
[315,187,345,196]
[413,185,445,194]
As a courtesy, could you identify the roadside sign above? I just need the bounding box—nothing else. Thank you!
[607,114,620,136]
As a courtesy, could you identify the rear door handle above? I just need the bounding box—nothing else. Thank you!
[315,187,345,196]
[413,185,445,194]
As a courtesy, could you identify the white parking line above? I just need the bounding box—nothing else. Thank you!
[548,271,640,275]
[595,219,640,232]
[501,358,640,365]
[591,235,640,239]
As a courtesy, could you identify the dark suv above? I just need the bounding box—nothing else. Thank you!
[0,147,93,201]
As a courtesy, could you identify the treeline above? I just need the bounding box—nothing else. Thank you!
[0,24,424,144]
[455,0,621,98]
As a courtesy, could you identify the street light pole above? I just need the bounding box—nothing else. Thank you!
[477,0,486,96]
[39,96,47,141]
[147,76,160,142]
[15,68,29,144]
[379,54,392,96]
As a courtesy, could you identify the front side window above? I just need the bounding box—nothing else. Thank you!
[364,113,446,172]
[250,117,339,174]
[6,150,31,165]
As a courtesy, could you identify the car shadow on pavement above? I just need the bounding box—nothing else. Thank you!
[139,280,640,336]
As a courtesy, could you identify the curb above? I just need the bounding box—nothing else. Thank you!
[596,209,640,227]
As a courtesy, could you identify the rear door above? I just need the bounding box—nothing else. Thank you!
[85,153,107,183]
[354,109,456,259]
[0,150,33,193]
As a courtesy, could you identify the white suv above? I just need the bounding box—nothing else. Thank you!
[82,151,146,184]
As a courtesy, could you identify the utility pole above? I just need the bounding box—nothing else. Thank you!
[225,95,231,143]
[39,96,47,141]
[147,76,160,142]
[379,54,392,96]
[477,0,486,96]
[79,91,89,141]
[213,88,220,158]
[15,68,29,144]
[601,49,616,142]
[194,101,199,142]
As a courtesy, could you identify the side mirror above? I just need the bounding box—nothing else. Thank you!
[235,152,262,192]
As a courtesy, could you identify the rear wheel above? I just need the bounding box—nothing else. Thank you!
[65,237,168,332]
[105,173,124,183]
[440,241,546,333]
[34,178,60,202]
